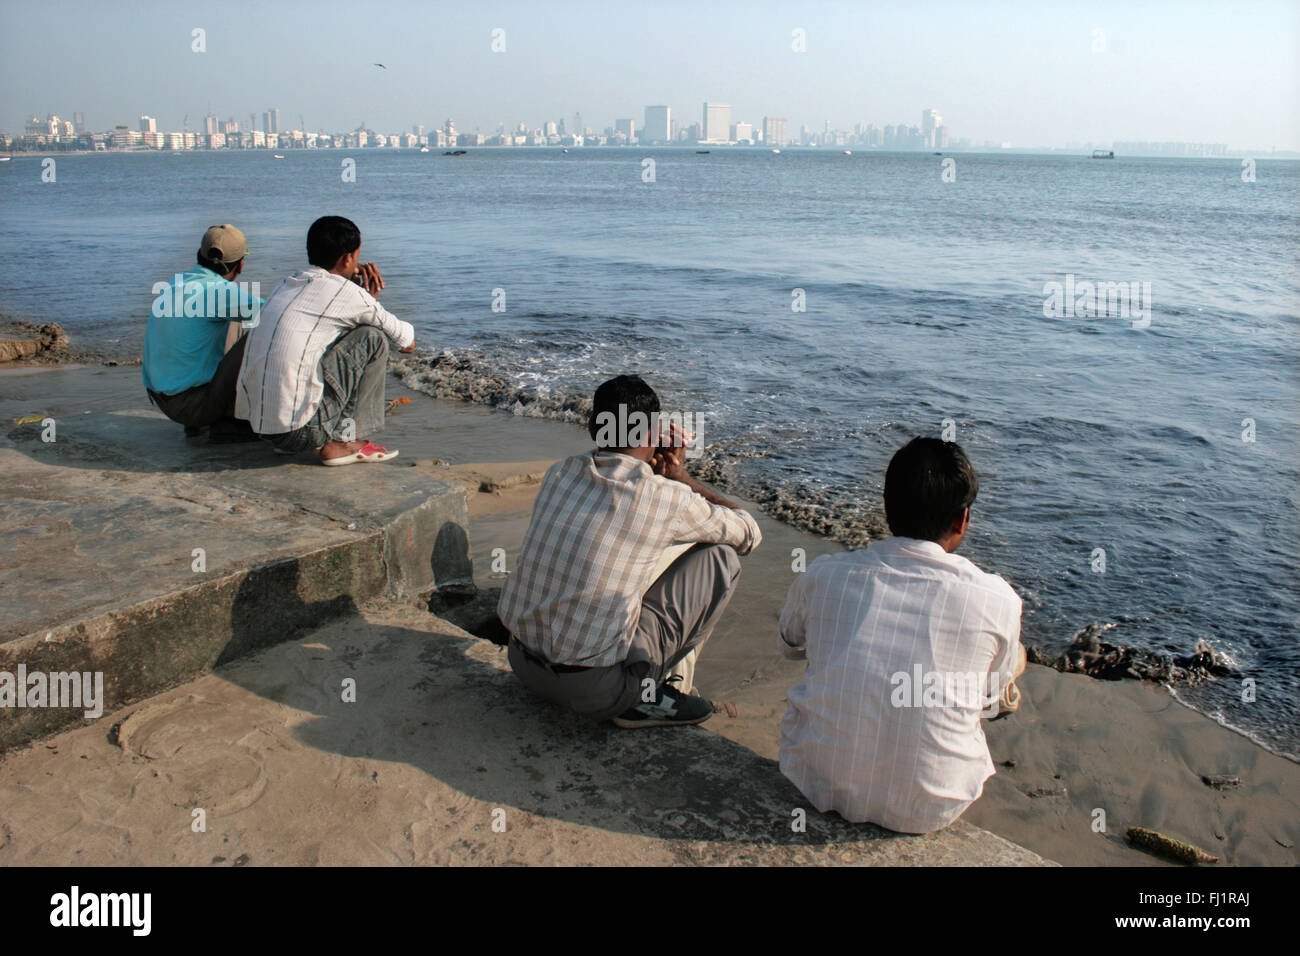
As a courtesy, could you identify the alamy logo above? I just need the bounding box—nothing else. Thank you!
[0,665,104,718]
[151,275,261,328]
[49,886,151,936]
[890,665,1003,717]
[592,404,705,459]
[1042,273,1151,329]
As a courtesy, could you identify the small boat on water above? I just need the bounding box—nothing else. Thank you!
[443,149,467,155]
[843,149,852,155]
[1092,149,1115,159]
[419,146,429,153]
[0,157,11,162]
[771,148,781,154]
[273,154,285,159]
[696,150,710,154]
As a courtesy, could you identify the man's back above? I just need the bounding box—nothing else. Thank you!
[498,450,759,668]
[143,265,258,395]
[235,265,412,434]
[778,537,1022,833]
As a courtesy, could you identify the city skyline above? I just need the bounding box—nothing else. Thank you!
[0,89,1276,155]
[7,102,1247,157]
[1,1,1297,153]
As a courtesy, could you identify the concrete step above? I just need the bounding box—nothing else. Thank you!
[0,366,470,750]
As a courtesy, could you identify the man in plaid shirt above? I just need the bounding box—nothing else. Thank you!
[498,375,762,727]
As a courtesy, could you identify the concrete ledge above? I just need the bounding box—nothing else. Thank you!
[0,367,471,750]
[0,601,1056,865]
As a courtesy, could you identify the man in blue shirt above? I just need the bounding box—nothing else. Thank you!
[143,224,263,440]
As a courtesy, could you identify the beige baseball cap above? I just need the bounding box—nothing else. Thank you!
[198,224,248,264]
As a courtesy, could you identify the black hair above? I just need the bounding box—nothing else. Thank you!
[196,252,240,277]
[588,375,660,448]
[306,216,362,268]
[883,437,979,542]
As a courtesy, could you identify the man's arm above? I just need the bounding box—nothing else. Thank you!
[663,462,742,510]
[982,586,1024,717]
[654,425,761,552]
[343,272,415,352]
[652,437,742,509]
[778,570,809,661]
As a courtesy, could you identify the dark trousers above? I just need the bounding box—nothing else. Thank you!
[507,542,742,722]
[149,335,248,428]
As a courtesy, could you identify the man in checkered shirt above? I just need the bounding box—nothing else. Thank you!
[498,375,762,728]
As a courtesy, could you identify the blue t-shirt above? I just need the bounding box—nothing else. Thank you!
[142,265,264,395]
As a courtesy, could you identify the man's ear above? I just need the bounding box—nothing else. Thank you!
[954,507,970,536]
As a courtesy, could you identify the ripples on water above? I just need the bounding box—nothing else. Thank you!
[1,148,1296,756]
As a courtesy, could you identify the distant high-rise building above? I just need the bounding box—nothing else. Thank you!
[762,116,787,146]
[731,121,752,143]
[73,111,85,134]
[614,118,635,142]
[139,115,156,133]
[204,113,218,135]
[702,102,730,143]
[262,108,280,134]
[643,105,670,144]
[921,108,942,148]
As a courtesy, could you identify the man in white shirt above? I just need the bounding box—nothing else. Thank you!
[778,437,1025,833]
[235,216,415,465]
[499,375,762,728]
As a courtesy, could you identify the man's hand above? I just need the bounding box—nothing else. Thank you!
[651,442,687,481]
[652,423,743,510]
[353,262,385,296]
[399,341,416,354]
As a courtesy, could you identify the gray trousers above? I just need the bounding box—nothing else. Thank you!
[267,325,389,453]
[507,542,742,722]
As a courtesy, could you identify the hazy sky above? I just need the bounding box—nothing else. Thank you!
[2,0,1297,149]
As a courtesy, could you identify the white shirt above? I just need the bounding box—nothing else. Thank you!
[778,537,1022,833]
[498,452,761,667]
[235,266,414,433]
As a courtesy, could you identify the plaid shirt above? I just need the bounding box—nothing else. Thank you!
[498,451,762,667]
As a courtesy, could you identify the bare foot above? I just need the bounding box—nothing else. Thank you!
[319,439,366,462]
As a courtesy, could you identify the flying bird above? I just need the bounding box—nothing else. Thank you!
[373,63,386,69]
